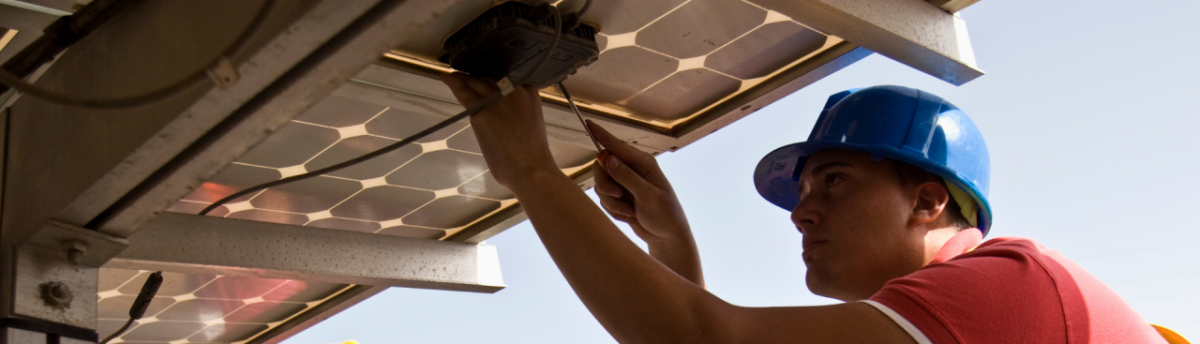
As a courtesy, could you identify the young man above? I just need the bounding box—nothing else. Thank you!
[440,75,1173,343]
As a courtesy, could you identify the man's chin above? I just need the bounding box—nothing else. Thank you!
[804,272,832,298]
[805,270,856,301]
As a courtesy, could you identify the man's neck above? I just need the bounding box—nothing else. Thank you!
[922,227,964,266]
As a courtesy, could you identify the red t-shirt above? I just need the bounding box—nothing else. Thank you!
[865,230,1166,344]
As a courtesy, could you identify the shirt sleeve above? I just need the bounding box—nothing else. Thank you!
[867,240,1068,344]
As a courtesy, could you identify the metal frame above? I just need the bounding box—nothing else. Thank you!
[750,0,984,85]
[107,213,505,292]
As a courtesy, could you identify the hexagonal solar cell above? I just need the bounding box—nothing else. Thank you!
[236,122,339,169]
[294,94,387,128]
[446,128,481,154]
[636,0,766,59]
[403,196,501,229]
[363,97,469,143]
[193,276,288,300]
[704,21,827,79]
[329,185,434,221]
[562,46,679,104]
[385,150,489,190]
[304,136,422,180]
[625,68,741,119]
[250,176,362,214]
[183,163,281,203]
[457,173,513,200]
[578,0,687,35]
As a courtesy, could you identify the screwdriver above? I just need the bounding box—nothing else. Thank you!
[558,82,635,207]
[558,82,612,172]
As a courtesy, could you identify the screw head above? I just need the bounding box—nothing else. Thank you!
[61,240,88,265]
[39,281,73,310]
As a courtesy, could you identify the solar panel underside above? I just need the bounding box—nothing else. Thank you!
[392,0,840,128]
[111,0,845,342]
[96,268,350,344]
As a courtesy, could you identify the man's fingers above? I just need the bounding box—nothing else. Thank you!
[592,164,624,198]
[602,154,656,198]
[599,194,634,217]
[440,73,485,106]
[587,120,659,175]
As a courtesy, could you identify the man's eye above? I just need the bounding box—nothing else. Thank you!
[825,174,843,186]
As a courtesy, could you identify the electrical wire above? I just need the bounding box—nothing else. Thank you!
[199,5,566,216]
[100,271,163,344]
[0,0,276,109]
[101,318,135,344]
[577,0,592,18]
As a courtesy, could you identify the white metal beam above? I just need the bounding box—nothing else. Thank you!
[750,0,983,85]
[106,212,506,293]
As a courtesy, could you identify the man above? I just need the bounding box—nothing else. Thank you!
[440,74,1174,343]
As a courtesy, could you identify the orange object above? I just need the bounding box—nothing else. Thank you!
[1153,324,1191,344]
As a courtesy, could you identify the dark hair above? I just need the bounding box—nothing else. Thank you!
[890,160,973,230]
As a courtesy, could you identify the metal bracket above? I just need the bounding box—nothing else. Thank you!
[9,221,125,330]
[22,221,128,268]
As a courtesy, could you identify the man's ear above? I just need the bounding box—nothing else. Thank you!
[911,182,950,227]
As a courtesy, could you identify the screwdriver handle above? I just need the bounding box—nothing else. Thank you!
[595,150,612,172]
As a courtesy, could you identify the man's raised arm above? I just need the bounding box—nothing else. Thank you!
[440,73,913,344]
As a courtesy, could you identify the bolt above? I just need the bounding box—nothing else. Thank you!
[39,281,73,310]
[61,240,88,265]
[51,283,69,298]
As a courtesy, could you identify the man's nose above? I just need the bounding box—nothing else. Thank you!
[791,200,821,234]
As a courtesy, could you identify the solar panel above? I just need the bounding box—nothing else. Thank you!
[131,0,854,342]
[165,81,567,240]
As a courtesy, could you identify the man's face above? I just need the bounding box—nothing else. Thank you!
[792,150,928,301]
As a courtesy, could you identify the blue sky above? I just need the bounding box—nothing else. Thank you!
[285,1,1200,342]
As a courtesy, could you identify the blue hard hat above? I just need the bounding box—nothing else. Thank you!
[753,86,993,235]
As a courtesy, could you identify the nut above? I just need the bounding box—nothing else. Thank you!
[39,281,73,310]
[61,240,88,265]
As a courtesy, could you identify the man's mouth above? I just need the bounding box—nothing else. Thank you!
[802,239,827,252]
[801,239,827,262]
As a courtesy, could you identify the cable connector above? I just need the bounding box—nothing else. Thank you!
[497,77,516,96]
[100,271,163,344]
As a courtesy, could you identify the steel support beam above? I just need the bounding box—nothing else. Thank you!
[106,213,506,293]
[750,0,983,85]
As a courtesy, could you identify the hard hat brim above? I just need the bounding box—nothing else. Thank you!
[753,141,993,234]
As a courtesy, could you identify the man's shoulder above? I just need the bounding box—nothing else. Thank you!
[955,235,1059,262]
[874,235,1167,344]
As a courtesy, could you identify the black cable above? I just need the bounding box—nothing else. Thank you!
[577,0,592,18]
[99,271,163,344]
[199,6,566,216]
[0,0,276,109]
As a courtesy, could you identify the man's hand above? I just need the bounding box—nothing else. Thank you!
[589,121,704,286]
[440,73,560,187]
